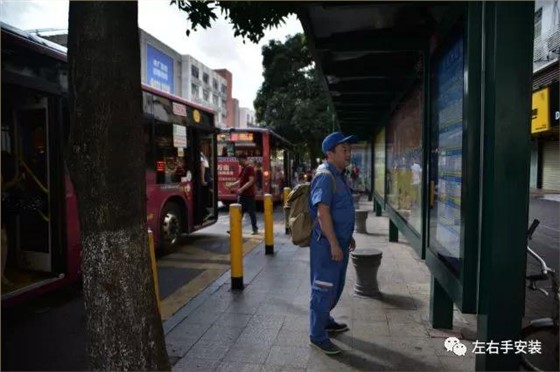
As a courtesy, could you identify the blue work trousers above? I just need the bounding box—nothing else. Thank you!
[309,239,350,342]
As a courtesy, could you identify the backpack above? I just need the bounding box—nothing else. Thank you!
[285,169,335,247]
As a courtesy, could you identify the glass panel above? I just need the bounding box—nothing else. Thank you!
[386,82,424,233]
[152,95,187,126]
[269,139,285,195]
[374,128,386,198]
[428,34,465,276]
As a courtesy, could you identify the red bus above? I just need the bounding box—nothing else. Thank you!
[1,23,218,306]
[217,128,293,204]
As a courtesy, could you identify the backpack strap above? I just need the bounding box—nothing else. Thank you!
[313,168,336,193]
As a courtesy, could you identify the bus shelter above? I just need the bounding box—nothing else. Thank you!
[297,2,534,371]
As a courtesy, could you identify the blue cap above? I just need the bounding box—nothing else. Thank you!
[321,131,358,154]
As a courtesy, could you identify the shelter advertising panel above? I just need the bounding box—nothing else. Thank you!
[386,83,424,234]
[374,129,386,198]
[429,34,464,276]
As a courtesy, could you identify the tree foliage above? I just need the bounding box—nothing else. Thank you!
[254,34,334,167]
[172,1,334,166]
[171,1,296,43]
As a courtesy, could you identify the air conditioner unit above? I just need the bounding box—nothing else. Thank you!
[547,29,560,54]
[533,37,547,62]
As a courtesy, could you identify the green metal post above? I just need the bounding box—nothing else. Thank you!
[375,200,382,216]
[430,277,453,329]
[476,2,534,371]
[389,219,398,242]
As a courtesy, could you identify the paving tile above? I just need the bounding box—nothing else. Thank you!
[306,349,354,371]
[182,309,223,325]
[215,361,262,372]
[388,321,430,337]
[237,326,281,346]
[255,302,295,316]
[281,315,308,332]
[391,353,443,371]
[389,336,438,355]
[439,355,476,370]
[223,344,271,364]
[172,356,221,371]
[264,345,310,368]
[247,314,285,330]
[260,365,306,372]
[185,339,233,361]
[200,323,244,343]
[352,320,391,339]
[166,322,212,342]
[273,329,309,347]
[225,301,261,314]
[166,337,198,358]
[385,309,425,324]
[214,312,253,328]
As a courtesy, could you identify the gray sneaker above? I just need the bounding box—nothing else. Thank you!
[310,338,342,355]
[251,229,258,235]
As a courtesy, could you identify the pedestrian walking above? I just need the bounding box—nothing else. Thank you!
[227,153,258,235]
[308,131,357,355]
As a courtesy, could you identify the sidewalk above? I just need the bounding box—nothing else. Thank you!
[163,201,477,371]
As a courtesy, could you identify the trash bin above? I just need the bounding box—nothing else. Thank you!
[351,248,383,297]
[354,209,369,234]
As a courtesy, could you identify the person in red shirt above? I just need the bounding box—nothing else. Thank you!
[227,153,258,234]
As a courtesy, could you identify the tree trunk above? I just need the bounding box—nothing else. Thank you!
[67,2,170,370]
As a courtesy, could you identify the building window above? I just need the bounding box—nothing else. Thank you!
[212,94,218,105]
[203,72,209,84]
[534,8,542,40]
[212,78,218,90]
[221,84,226,94]
[191,65,199,79]
[191,83,199,98]
[221,99,226,108]
[203,89,209,102]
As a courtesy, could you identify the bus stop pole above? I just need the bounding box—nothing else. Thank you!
[264,194,274,255]
[229,204,244,290]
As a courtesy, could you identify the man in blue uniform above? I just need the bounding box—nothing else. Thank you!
[309,131,357,355]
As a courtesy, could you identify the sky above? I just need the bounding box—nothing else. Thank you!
[0,0,303,109]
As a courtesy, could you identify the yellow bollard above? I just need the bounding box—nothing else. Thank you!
[283,187,291,235]
[264,194,274,255]
[147,228,161,314]
[229,203,244,290]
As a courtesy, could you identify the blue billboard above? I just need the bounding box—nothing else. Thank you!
[147,44,174,94]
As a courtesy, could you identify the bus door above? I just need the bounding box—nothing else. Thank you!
[192,129,216,226]
[13,97,53,272]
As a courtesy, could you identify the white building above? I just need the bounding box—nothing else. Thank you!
[238,107,256,128]
[139,29,228,127]
[182,55,228,127]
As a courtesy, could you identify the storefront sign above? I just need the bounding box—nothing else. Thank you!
[173,124,187,148]
[531,87,550,134]
[147,44,174,94]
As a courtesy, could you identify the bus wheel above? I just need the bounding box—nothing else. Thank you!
[160,203,183,249]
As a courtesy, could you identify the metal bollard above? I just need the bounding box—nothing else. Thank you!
[283,187,291,235]
[264,194,274,255]
[229,203,244,290]
[147,228,161,314]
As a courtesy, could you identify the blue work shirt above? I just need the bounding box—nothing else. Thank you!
[309,163,355,248]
